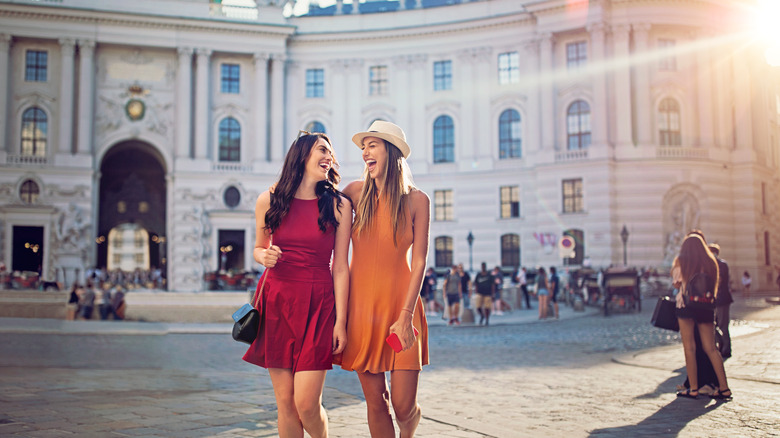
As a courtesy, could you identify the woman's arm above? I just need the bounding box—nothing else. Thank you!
[331,195,352,354]
[391,190,430,351]
[252,191,282,267]
[342,180,363,213]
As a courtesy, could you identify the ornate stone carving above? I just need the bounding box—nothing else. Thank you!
[662,192,701,266]
[54,203,91,263]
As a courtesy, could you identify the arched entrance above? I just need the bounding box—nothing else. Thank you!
[97,140,167,289]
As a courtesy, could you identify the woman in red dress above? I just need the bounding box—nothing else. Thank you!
[243,132,351,438]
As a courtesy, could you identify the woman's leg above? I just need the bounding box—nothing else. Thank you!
[390,370,422,438]
[268,368,303,438]
[697,322,730,393]
[293,370,328,438]
[358,372,395,438]
[678,318,699,393]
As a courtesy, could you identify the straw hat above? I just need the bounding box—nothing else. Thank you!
[351,120,411,158]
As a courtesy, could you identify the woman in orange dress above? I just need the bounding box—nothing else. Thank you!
[335,120,430,438]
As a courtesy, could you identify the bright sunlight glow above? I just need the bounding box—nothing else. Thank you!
[753,0,780,65]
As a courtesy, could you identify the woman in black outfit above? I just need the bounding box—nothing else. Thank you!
[672,234,731,400]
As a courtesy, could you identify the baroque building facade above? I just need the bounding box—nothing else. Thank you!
[0,0,778,291]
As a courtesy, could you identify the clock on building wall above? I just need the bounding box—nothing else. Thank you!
[125,99,145,121]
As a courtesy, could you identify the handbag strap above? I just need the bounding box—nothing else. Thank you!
[254,237,272,305]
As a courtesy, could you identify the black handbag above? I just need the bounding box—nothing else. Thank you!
[651,296,679,332]
[231,271,267,344]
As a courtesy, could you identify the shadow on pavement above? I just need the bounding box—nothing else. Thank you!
[588,396,723,437]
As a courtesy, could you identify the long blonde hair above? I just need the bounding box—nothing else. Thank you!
[353,140,416,246]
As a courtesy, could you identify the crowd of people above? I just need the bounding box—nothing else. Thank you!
[85,266,165,291]
[66,281,126,321]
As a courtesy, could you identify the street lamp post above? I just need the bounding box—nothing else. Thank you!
[620,225,629,266]
[466,231,474,273]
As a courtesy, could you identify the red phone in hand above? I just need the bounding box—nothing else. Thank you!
[386,327,419,353]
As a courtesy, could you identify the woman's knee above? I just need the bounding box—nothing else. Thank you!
[294,395,322,420]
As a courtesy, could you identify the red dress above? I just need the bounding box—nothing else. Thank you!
[243,198,336,372]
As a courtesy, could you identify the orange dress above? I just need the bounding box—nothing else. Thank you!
[334,196,429,373]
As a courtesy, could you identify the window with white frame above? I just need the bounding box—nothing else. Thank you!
[562,178,584,213]
[433,60,452,91]
[435,236,453,268]
[21,107,47,156]
[433,115,455,163]
[221,63,240,94]
[369,65,388,96]
[498,52,519,84]
[499,109,522,158]
[500,186,520,218]
[567,100,591,150]
[25,50,47,82]
[658,98,681,146]
[566,41,587,69]
[218,117,241,162]
[434,189,454,221]
[306,68,324,98]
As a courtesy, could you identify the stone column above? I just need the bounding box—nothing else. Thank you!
[329,59,348,162]
[539,33,554,151]
[732,51,753,152]
[391,55,412,156]
[523,40,541,156]
[474,47,492,160]
[269,53,286,162]
[252,52,269,161]
[344,58,364,169]
[194,48,211,160]
[407,55,426,166]
[0,34,11,153]
[457,49,476,162]
[336,0,343,14]
[586,23,608,150]
[58,38,76,154]
[76,39,95,155]
[176,47,193,159]
[696,30,715,148]
[632,23,652,148]
[612,24,633,148]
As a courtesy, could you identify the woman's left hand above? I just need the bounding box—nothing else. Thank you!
[332,322,347,354]
[389,317,417,352]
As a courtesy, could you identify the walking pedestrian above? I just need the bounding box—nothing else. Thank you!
[335,120,430,438]
[443,265,461,325]
[66,282,80,320]
[709,244,733,358]
[673,234,732,400]
[492,266,506,315]
[549,266,560,319]
[78,281,95,320]
[741,271,751,297]
[423,267,441,316]
[97,283,112,320]
[458,264,471,310]
[474,262,494,326]
[110,286,126,320]
[516,267,531,309]
[536,267,549,320]
[242,131,351,438]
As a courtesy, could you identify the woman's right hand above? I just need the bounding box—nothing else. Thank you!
[259,245,282,268]
[675,290,685,309]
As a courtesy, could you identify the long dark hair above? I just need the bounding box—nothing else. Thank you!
[677,234,719,297]
[265,133,343,233]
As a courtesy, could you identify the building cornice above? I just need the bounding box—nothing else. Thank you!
[290,12,535,44]
[0,5,296,40]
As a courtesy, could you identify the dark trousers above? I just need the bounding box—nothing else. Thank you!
[715,305,731,356]
[520,284,531,309]
[684,328,718,390]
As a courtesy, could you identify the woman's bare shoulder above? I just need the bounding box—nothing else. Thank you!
[408,188,430,205]
[343,181,363,203]
[255,190,271,209]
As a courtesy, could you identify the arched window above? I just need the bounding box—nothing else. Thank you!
[499,109,522,159]
[501,233,520,268]
[433,115,454,163]
[21,107,47,156]
[658,98,681,146]
[434,236,453,268]
[218,117,241,162]
[19,179,40,204]
[305,121,326,134]
[563,229,584,266]
[566,100,591,151]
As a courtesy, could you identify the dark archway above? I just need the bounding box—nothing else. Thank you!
[97,141,167,287]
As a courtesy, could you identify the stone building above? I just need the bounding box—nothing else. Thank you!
[0,0,778,291]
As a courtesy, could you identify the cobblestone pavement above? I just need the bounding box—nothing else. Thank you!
[0,295,779,437]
